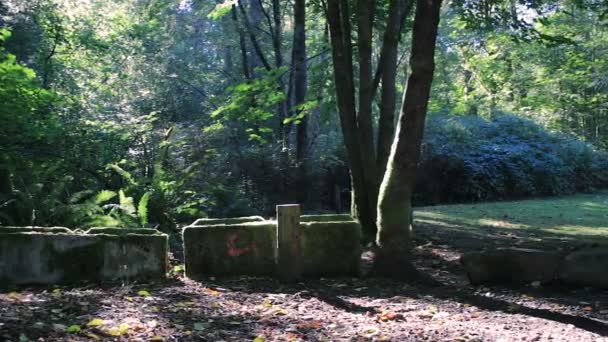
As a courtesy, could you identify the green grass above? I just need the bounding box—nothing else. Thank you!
[414,192,608,247]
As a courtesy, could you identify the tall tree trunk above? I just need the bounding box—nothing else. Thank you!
[375,0,443,276]
[231,5,251,79]
[293,0,309,204]
[355,0,380,235]
[326,0,376,237]
[376,0,414,175]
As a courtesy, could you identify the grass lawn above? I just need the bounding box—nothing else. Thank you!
[414,192,608,249]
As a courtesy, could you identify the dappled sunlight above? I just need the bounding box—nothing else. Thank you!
[415,193,608,245]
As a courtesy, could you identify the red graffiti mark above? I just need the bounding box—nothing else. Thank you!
[226,232,259,257]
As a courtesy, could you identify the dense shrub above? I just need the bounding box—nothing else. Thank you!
[414,114,608,205]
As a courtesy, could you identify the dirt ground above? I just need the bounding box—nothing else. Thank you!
[2,221,608,342]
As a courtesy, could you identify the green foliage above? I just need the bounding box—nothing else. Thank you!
[416,114,608,205]
[208,1,236,19]
[212,68,288,143]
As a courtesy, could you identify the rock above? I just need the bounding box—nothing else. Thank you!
[461,248,562,285]
[558,248,608,289]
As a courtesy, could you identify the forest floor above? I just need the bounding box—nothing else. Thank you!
[2,193,608,341]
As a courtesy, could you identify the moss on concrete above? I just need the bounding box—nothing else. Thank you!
[0,226,73,234]
[0,231,167,285]
[190,216,266,226]
[183,221,276,278]
[301,221,362,277]
[86,227,160,235]
[300,214,354,222]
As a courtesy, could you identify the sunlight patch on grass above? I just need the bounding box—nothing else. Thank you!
[414,192,608,241]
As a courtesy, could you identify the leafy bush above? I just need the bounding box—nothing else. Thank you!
[415,114,608,205]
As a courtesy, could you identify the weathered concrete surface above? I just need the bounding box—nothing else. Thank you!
[0,230,167,285]
[0,226,72,233]
[183,222,276,278]
[301,221,362,277]
[300,214,353,222]
[86,227,160,235]
[461,248,563,285]
[190,216,266,226]
[558,248,608,288]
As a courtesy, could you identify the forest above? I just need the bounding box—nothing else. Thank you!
[1,0,608,341]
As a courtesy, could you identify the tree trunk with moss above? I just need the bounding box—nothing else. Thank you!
[374,0,443,276]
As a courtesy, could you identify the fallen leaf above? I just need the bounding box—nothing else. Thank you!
[138,290,151,297]
[583,306,594,312]
[106,323,129,336]
[86,333,101,340]
[296,321,322,329]
[7,292,22,301]
[252,337,265,342]
[150,336,164,341]
[66,325,81,333]
[87,318,106,327]
[206,288,222,296]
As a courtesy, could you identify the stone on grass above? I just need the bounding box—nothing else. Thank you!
[0,229,168,285]
[301,221,362,277]
[300,214,353,222]
[461,248,562,285]
[182,221,276,278]
[190,216,266,226]
[558,248,608,289]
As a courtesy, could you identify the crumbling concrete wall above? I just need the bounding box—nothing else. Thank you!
[300,214,353,222]
[461,246,608,289]
[0,228,167,285]
[183,221,276,278]
[301,221,362,277]
[182,218,362,278]
[190,216,266,226]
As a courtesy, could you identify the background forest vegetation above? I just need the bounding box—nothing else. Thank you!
[1,0,607,231]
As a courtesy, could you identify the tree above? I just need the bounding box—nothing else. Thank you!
[326,0,415,239]
[375,0,443,276]
[293,0,309,204]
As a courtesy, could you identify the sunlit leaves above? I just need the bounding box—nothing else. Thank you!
[207,0,237,19]
[211,68,288,143]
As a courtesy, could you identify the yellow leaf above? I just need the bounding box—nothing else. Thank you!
[150,336,164,341]
[7,292,22,300]
[125,296,134,302]
[86,333,101,340]
[206,288,221,296]
[87,318,106,327]
[253,337,265,342]
[138,290,151,297]
[106,323,129,336]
